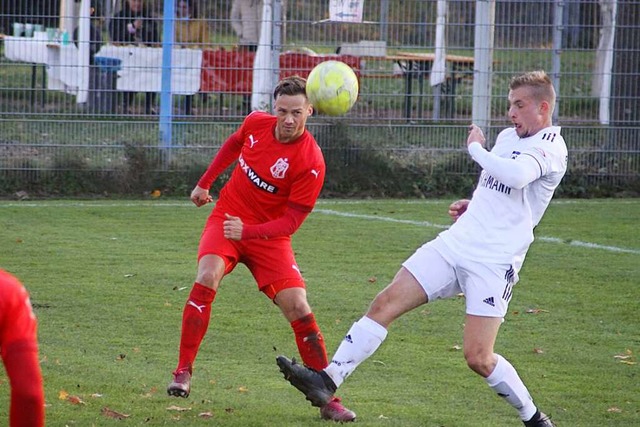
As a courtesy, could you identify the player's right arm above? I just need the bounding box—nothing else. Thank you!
[466,124,541,190]
[192,130,245,207]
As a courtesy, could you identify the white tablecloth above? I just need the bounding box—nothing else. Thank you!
[4,35,50,64]
[4,35,85,97]
[95,45,203,95]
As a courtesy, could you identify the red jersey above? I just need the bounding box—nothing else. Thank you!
[0,269,38,355]
[210,111,326,225]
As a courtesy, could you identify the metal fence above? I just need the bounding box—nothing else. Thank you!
[1,0,638,197]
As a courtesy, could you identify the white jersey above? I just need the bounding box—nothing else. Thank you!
[439,126,568,269]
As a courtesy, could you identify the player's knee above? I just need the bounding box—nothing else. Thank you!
[367,293,388,317]
[195,267,222,288]
[283,297,311,319]
[273,285,311,319]
[464,350,494,377]
[365,292,397,327]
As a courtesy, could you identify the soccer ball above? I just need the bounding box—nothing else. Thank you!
[306,60,359,116]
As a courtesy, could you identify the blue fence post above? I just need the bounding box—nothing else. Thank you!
[160,0,176,157]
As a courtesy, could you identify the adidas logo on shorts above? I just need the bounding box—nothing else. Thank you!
[483,296,495,307]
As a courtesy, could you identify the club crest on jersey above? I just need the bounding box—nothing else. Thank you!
[270,158,289,179]
[510,150,521,159]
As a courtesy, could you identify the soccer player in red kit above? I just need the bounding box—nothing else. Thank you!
[167,76,355,422]
[0,269,45,427]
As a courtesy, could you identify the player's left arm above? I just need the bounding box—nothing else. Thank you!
[226,157,325,240]
[224,207,311,240]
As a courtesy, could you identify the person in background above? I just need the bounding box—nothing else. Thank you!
[175,0,210,48]
[166,76,356,422]
[73,2,104,63]
[230,0,263,52]
[230,0,262,114]
[108,0,160,114]
[74,2,105,114]
[277,71,567,427]
[175,0,211,115]
[0,269,45,427]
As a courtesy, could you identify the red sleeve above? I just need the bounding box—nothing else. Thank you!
[241,205,310,239]
[197,130,244,189]
[3,346,45,427]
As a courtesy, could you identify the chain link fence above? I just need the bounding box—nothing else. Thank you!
[1,0,638,197]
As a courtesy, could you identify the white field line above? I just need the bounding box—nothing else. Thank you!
[315,208,640,255]
[1,201,638,255]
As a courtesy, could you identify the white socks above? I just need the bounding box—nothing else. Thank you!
[324,316,388,388]
[485,354,537,421]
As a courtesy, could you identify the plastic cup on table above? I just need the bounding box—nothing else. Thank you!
[46,28,56,41]
[13,22,25,37]
[24,23,34,37]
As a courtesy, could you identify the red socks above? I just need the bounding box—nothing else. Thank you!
[175,283,216,374]
[290,313,328,371]
[175,288,327,376]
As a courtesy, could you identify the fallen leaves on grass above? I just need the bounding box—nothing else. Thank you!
[607,407,622,413]
[614,349,636,365]
[102,407,130,419]
[238,386,249,393]
[533,348,544,354]
[59,390,85,405]
[525,308,549,314]
[199,412,214,418]
[141,386,158,398]
[167,405,191,412]
[368,276,377,283]
[450,345,462,351]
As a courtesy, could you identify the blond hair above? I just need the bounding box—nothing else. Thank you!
[510,71,556,115]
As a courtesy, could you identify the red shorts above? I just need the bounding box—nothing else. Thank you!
[198,214,305,299]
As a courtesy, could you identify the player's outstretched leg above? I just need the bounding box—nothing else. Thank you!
[276,356,336,407]
[167,370,191,398]
[523,411,556,427]
[277,356,356,422]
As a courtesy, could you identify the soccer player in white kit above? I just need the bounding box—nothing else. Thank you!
[277,70,567,427]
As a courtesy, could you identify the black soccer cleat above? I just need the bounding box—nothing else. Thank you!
[523,411,556,427]
[276,355,336,408]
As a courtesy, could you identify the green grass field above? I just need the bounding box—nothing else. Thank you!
[0,198,638,426]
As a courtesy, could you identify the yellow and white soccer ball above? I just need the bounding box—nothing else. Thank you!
[306,60,359,116]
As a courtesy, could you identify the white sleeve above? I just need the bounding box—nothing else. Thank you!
[468,142,541,190]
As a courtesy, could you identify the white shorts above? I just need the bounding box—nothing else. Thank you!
[402,237,519,318]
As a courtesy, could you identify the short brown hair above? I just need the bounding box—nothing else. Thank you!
[510,70,556,113]
[273,76,307,100]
